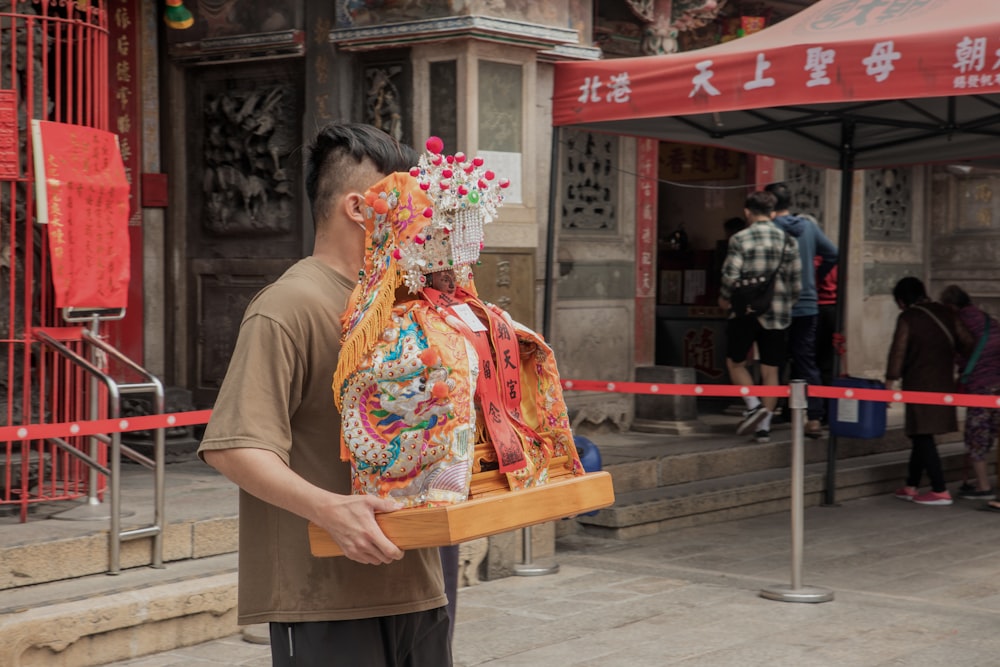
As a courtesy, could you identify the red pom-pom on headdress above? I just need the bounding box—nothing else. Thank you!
[426,136,444,154]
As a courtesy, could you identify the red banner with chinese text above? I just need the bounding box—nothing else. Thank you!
[634,137,658,366]
[635,138,657,299]
[553,0,1000,126]
[32,121,131,309]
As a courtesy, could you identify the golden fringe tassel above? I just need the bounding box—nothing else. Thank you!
[333,258,400,408]
[334,263,400,462]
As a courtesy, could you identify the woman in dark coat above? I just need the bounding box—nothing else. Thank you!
[886,277,974,506]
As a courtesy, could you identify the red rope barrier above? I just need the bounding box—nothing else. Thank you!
[2,379,999,442]
[0,409,212,442]
[560,379,1000,409]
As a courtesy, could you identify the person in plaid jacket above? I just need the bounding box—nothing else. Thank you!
[718,190,802,442]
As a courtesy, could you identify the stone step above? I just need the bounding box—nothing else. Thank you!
[576,440,969,540]
[0,553,240,667]
[601,423,921,494]
[0,460,238,592]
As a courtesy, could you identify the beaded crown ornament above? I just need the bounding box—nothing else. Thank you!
[395,136,509,292]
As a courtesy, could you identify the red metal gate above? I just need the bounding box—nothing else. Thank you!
[1,1,110,520]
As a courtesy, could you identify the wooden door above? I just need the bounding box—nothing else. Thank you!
[184,60,304,405]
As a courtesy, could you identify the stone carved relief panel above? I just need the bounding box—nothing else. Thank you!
[785,162,826,225]
[864,167,912,241]
[202,84,296,236]
[561,129,619,233]
[363,62,407,144]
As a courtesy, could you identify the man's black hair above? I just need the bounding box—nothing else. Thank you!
[305,122,419,221]
[723,216,745,237]
[744,191,777,217]
[764,182,792,211]
[892,276,928,306]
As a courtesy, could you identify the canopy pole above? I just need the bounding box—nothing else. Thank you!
[542,127,560,340]
[824,119,855,507]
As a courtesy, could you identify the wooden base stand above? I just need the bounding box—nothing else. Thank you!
[308,471,615,558]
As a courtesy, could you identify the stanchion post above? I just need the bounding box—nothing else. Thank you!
[87,314,101,506]
[513,526,559,577]
[760,380,834,603]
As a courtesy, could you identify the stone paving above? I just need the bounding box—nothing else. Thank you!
[104,490,1000,667]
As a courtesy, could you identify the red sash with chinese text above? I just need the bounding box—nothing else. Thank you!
[423,287,533,473]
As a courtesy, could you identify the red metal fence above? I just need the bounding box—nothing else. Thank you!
[2,2,110,520]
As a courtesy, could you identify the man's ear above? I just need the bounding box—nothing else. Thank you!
[343,192,367,228]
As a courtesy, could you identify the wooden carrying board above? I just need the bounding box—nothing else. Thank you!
[308,470,614,558]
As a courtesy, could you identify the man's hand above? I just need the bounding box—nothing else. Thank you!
[202,448,404,566]
[316,494,405,565]
[718,296,731,311]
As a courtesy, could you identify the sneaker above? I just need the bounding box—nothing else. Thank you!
[958,481,977,494]
[959,488,996,500]
[736,405,769,435]
[913,490,953,506]
[893,486,919,501]
[754,429,770,443]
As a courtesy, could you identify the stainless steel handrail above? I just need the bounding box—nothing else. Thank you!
[33,327,166,574]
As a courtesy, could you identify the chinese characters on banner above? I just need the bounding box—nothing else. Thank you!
[573,35,1000,113]
[109,0,141,221]
[576,71,632,105]
[634,138,658,365]
[635,138,657,299]
[556,1,1000,126]
[31,121,131,308]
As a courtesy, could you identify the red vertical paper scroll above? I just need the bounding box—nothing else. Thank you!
[634,137,658,366]
[31,120,131,309]
[635,138,658,299]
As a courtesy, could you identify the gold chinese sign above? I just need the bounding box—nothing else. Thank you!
[110,0,140,221]
[658,142,742,182]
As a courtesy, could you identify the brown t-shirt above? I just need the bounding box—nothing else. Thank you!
[198,257,445,624]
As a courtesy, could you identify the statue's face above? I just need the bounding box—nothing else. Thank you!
[428,270,457,295]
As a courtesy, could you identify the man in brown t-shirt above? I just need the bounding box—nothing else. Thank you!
[198,123,450,666]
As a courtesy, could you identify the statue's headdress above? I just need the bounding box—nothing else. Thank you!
[394,135,508,291]
[334,137,508,408]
